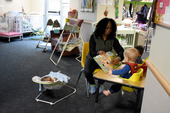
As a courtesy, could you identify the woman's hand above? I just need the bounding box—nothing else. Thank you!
[112,57,121,65]
[98,50,105,55]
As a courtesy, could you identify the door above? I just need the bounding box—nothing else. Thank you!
[60,0,70,28]
[44,0,70,34]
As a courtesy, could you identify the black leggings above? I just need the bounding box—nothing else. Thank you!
[84,55,102,84]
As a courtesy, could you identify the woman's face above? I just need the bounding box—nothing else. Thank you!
[104,21,112,36]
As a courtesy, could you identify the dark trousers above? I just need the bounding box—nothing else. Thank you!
[109,84,122,93]
[84,55,100,84]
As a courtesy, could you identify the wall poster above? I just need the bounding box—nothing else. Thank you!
[154,0,170,28]
[80,0,94,12]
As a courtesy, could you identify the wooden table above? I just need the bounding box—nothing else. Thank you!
[93,66,146,113]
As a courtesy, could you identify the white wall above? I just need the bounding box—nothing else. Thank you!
[141,69,170,113]
[30,0,43,14]
[0,0,44,14]
[0,0,30,14]
[97,1,123,23]
[70,0,79,10]
[78,0,98,43]
[78,0,124,43]
[141,25,170,113]
[149,25,170,82]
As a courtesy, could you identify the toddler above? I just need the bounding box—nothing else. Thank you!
[135,45,144,64]
[103,48,139,96]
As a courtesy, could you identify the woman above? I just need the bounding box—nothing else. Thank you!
[84,18,124,94]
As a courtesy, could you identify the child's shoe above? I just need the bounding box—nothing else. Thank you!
[99,85,104,93]
[88,83,96,94]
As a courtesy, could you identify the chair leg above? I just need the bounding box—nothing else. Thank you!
[50,32,64,66]
[35,84,76,105]
[8,37,10,42]
[85,77,89,98]
[36,26,47,48]
[43,35,51,52]
[76,69,84,85]
[76,69,89,97]
[133,88,137,96]
[56,34,72,65]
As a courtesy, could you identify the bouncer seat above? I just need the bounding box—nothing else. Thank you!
[32,71,76,105]
[50,18,84,66]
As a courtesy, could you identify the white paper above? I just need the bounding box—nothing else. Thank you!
[98,0,106,5]
[106,0,113,6]
[163,6,170,25]
[98,0,113,5]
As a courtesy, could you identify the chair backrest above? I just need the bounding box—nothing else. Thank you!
[138,56,149,73]
[53,19,60,28]
[64,19,84,33]
[138,56,149,67]
[69,19,84,27]
[47,19,53,26]
[81,42,89,68]
[128,68,143,82]
[122,68,143,92]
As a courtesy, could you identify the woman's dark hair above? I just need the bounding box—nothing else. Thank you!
[94,18,117,38]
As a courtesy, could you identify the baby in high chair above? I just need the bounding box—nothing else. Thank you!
[103,48,139,96]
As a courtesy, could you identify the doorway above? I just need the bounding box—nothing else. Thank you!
[44,0,70,34]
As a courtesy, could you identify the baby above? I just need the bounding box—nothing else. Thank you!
[41,76,58,83]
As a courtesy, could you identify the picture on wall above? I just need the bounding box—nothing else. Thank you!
[80,0,94,12]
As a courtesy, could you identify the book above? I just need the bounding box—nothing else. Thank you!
[93,49,122,73]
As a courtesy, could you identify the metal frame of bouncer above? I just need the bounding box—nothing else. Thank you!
[50,22,84,66]
[33,77,76,105]
[36,19,60,52]
[35,84,76,105]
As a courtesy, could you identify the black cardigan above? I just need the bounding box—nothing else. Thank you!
[89,34,124,61]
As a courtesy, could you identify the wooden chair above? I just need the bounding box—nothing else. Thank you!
[76,42,101,97]
[50,18,84,66]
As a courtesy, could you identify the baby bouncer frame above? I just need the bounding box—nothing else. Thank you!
[50,19,84,66]
[32,72,76,105]
[36,19,60,52]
